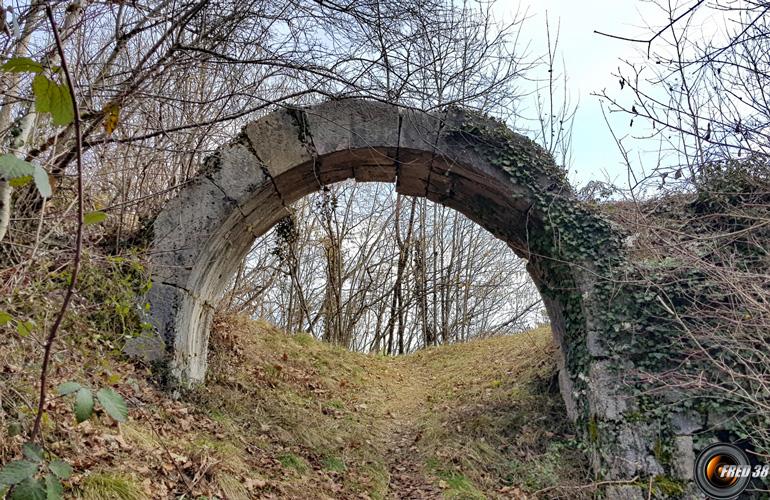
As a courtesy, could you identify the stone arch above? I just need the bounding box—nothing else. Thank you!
[140,99,688,491]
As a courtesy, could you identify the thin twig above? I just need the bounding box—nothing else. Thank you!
[534,476,640,496]
[30,5,85,443]
[594,0,706,57]
[133,403,196,494]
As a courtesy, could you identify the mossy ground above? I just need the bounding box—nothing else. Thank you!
[1,311,589,499]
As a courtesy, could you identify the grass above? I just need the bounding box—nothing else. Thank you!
[426,458,485,499]
[2,311,588,498]
[400,326,588,497]
[437,470,486,499]
[217,473,250,499]
[322,455,346,472]
[505,445,569,490]
[278,452,308,474]
[74,472,143,500]
[201,318,588,498]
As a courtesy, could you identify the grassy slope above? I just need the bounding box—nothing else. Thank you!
[1,314,589,499]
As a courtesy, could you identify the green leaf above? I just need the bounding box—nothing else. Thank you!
[46,461,71,480]
[96,387,128,422]
[83,211,107,225]
[16,321,34,337]
[32,74,74,127]
[74,388,93,424]
[56,382,81,396]
[0,460,38,486]
[22,443,43,463]
[44,475,62,500]
[10,478,46,500]
[0,155,51,198]
[0,311,13,326]
[7,421,22,437]
[1,57,43,73]
[32,165,52,199]
[9,175,32,187]
[0,154,35,180]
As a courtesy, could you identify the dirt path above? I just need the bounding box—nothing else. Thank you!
[1,315,579,499]
[363,359,443,499]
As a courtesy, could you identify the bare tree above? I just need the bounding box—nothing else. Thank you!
[596,0,770,456]
[596,0,769,188]
[223,180,543,354]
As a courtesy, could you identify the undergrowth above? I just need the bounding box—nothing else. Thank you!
[1,257,588,498]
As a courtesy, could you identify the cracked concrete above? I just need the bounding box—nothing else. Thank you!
[131,99,696,488]
[138,100,563,383]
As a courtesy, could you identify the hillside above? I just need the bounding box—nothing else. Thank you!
[1,315,589,499]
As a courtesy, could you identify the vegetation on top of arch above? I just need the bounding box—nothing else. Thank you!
[445,106,625,266]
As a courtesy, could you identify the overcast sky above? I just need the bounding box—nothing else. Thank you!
[497,0,680,187]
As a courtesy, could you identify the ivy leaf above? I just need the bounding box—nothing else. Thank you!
[22,443,44,463]
[32,74,74,127]
[9,478,46,500]
[83,211,107,225]
[44,475,63,500]
[74,388,94,423]
[1,57,44,73]
[0,460,38,485]
[56,382,81,396]
[46,461,71,480]
[0,155,52,198]
[96,387,128,422]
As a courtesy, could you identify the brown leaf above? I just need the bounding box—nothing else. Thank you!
[103,103,120,135]
[245,478,268,490]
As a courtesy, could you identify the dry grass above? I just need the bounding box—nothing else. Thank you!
[1,314,588,498]
[395,328,590,498]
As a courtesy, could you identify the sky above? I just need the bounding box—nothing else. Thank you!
[495,0,674,187]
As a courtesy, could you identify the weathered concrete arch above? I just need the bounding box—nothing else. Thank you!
[146,99,588,384]
[141,100,698,495]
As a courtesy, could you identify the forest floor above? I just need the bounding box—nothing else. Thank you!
[1,315,591,499]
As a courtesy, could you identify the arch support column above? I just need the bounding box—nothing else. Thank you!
[131,99,711,494]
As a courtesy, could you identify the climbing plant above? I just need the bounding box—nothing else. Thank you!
[450,106,770,494]
[0,7,129,499]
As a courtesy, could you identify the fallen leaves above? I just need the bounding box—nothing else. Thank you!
[2,317,585,499]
